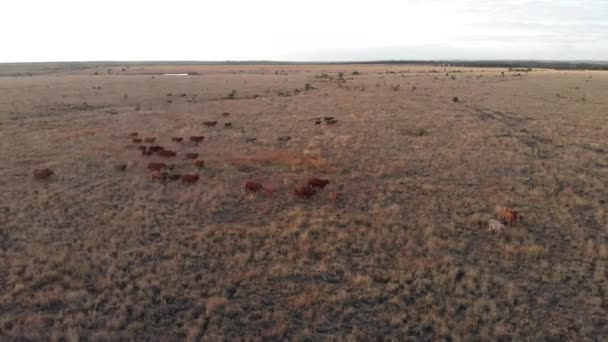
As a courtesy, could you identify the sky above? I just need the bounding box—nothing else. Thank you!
[2,0,607,62]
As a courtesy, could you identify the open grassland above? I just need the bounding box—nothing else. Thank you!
[1,64,607,340]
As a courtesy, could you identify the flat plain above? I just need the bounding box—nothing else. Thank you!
[1,63,607,340]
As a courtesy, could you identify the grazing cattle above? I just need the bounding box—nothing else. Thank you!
[323,116,334,121]
[245,181,274,195]
[194,160,205,168]
[222,112,230,117]
[224,123,232,128]
[141,150,153,156]
[33,168,54,180]
[315,120,322,125]
[152,171,168,181]
[137,145,147,151]
[171,137,184,142]
[132,138,142,143]
[326,119,338,125]
[501,208,519,226]
[148,145,164,152]
[185,153,199,159]
[181,174,199,183]
[129,132,139,137]
[189,136,205,142]
[144,137,156,143]
[158,150,177,157]
[147,162,166,171]
[203,121,218,127]
[294,185,316,198]
[308,178,330,189]
[245,181,264,193]
[168,174,181,181]
[488,219,505,233]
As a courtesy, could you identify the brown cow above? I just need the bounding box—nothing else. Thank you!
[181,174,200,183]
[158,150,177,157]
[147,162,166,171]
[185,153,199,159]
[308,178,330,189]
[33,168,54,180]
[294,185,316,198]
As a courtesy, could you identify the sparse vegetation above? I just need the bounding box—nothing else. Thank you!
[1,63,607,340]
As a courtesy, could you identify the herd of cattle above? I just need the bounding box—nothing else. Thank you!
[31,121,519,229]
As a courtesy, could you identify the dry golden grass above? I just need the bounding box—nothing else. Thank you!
[0,63,607,340]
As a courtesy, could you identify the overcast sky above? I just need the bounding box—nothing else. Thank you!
[2,0,607,62]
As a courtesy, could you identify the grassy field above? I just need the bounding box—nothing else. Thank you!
[0,63,607,340]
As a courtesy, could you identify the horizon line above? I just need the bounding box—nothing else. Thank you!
[1,59,608,65]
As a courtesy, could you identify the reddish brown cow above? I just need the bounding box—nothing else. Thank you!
[294,185,316,198]
[501,208,519,226]
[308,178,330,189]
[245,181,264,193]
[181,174,200,183]
[168,174,181,181]
[147,162,166,171]
[158,150,177,157]
[33,168,54,180]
